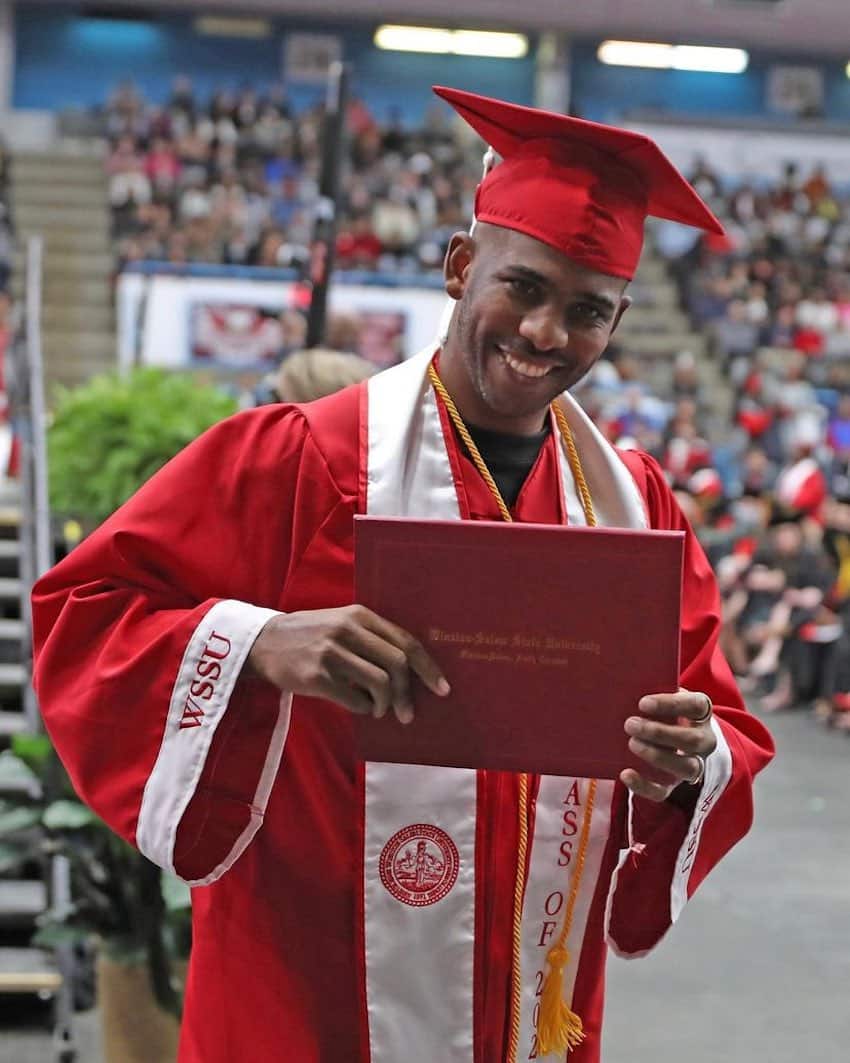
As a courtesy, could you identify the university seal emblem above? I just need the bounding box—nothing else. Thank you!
[379,823,459,907]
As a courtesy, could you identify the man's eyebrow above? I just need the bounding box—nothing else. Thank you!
[500,266,619,316]
[574,291,618,316]
[501,264,550,287]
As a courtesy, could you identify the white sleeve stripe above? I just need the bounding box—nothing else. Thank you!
[183,693,292,887]
[136,600,281,874]
[670,716,733,921]
[604,717,734,956]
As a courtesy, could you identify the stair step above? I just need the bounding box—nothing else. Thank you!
[621,332,707,357]
[41,303,114,331]
[0,578,22,601]
[42,288,113,311]
[0,619,25,641]
[43,331,116,363]
[633,259,669,284]
[13,205,109,230]
[621,306,690,332]
[14,275,111,304]
[43,251,114,275]
[14,151,104,171]
[0,948,62,994]
[0,712,27,738]
[16,250,114,276]
[0,540,20,561]
[0,881,47,925]
[13,226,111,253]
[12,183,107,208]
[629,282,679,309]
[0,663,26,688]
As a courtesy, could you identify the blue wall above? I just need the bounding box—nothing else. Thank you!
[12,5,536,123]
[14,8,850,126]
[571,41,850,124]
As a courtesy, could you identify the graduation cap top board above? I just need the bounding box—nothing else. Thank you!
[434,85,724,281]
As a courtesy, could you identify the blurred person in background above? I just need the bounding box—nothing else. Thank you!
[272,348,375,404]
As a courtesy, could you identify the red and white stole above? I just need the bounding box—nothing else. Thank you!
[361,347,648,1062]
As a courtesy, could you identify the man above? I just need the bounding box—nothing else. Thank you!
[32,88,773,1062]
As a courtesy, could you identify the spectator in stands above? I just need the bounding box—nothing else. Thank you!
[146,135,181,196]
[335,214,383,270]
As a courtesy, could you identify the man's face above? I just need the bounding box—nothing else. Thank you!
[440,224,630,434]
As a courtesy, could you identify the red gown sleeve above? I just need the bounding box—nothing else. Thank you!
[32,404,347,884]
[605,450,774,955]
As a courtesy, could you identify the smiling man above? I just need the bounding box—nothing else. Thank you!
[32,88,773,1063]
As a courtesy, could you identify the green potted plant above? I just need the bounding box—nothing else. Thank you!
[0,733,191,1062]
[48,367,238,528]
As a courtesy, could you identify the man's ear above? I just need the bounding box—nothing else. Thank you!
[443,232,475,301]
[610,293,632,337]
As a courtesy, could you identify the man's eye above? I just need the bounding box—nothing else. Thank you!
[508,278,539,299]
[571,303,605,322]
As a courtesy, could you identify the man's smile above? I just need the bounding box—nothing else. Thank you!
[495,344,568,380]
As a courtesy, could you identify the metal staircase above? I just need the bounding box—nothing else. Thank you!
[0,238,77,1060]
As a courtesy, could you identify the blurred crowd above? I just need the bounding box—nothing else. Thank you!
[90,82,850,729]
[103,78,476,276]
[578,154,850,728]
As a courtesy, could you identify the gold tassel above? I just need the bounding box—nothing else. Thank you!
[536,945,585,1056]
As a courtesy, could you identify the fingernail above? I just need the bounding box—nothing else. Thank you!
[640,697,658,713]
[624,717,642,735]
[397,706,414,725]
[436,678,451,697]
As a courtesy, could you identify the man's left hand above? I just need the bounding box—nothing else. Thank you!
[620,689,717,802]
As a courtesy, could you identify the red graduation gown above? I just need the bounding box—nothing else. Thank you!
[32,380,773,1062]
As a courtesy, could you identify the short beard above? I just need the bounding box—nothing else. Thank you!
[450,291,492,404]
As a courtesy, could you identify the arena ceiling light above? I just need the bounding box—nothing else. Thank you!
[598,40,749,74]
[374,25,528,59]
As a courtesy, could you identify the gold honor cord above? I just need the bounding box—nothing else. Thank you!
[426,360,599,1059]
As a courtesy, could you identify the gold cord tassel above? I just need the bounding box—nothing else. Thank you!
[536,945,585,1054]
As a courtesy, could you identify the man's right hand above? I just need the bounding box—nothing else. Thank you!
[247,606,450,724]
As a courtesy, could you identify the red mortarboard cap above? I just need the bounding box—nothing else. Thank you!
[433,86,724,280]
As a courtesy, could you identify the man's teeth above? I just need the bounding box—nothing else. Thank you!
[501,351,552,378]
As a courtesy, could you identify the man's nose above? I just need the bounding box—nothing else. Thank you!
[518,306,568,352]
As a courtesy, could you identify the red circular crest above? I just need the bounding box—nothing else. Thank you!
[379,823,460,907]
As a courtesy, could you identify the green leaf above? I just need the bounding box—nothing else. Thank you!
[10,734,53,774]
[32,922,93,949]
[0,750,40,794]
[43,800,97,830]
[0,805,42,836]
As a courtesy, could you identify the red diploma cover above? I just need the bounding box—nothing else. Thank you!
[354,516,684,779]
